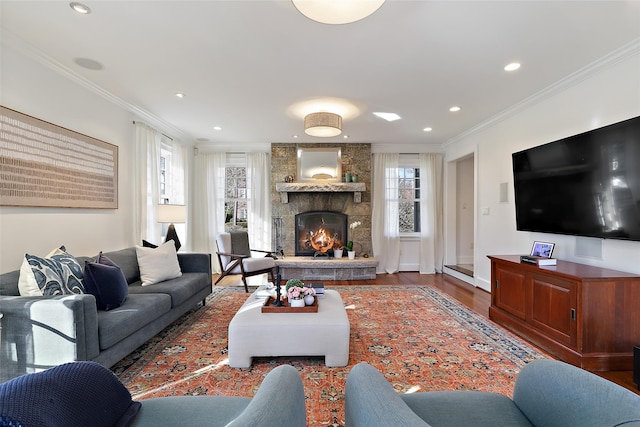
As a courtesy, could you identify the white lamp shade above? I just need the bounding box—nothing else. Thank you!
[157,204,186,223]
[304,112,342,137]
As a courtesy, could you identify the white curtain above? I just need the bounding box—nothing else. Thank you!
[169,141,187,205]
[191,152,226,273]
[371,153,400,274]
[133,122,161,244]
[419,153,444,274]
[246,152,272,251]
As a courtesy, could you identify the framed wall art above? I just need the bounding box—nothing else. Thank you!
[0,106,118,209]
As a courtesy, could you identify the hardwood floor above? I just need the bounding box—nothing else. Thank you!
[214,271,639,395]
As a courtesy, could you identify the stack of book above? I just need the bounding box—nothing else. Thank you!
[520,255,557,266]
[310,283,325,299]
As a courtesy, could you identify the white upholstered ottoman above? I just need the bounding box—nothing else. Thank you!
[228,289,350,368]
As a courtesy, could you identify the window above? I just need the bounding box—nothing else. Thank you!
[398,166,421,233]
[225,153,248,232]
[160,147,171,205]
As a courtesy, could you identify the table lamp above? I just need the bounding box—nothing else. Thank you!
[157,204,186,251]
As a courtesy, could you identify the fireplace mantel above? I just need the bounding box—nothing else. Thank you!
[275,182,366,203]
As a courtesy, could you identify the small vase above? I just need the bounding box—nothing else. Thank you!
[290,298,305,308]
[348,250,355,260]
[304,294,315,306]
[334,248,343,258]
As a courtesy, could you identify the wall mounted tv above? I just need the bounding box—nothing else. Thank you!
[512,115,640,241]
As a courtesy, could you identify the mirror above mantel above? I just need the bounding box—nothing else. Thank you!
[297,147,342,182]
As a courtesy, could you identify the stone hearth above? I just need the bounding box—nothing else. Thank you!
[275,257,378,281]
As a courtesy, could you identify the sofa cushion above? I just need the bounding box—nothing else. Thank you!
[84,253,128,311]
[127,273,210,308]
[99,247,140,284]
[401,391,533,427]
[0,270,21,296]
[18,248,85,296]
[97,293,172,350]
[135,241,182,286]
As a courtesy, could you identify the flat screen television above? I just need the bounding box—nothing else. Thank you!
[512,115,640,241]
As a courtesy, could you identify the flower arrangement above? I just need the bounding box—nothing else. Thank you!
[285,279,315,300]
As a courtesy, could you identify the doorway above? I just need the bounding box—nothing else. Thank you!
[444,154,475,280]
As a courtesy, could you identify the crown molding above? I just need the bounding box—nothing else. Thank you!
[443,37,640,149]
[2,28,186,140]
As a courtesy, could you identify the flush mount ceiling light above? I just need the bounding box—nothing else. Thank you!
[69,2,91,14]
[292,0,385,25]
[304,112,342,137]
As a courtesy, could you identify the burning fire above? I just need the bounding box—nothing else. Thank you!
[308,227,335,253]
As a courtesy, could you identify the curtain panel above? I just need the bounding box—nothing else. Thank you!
[191,152,226,273]
[133,123,161,244]
[246,152,272,252]
[371,153,400,273]
[419,153,444,274]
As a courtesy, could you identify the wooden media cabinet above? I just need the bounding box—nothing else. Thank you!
[488,255,640,371]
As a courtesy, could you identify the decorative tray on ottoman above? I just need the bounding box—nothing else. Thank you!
[261,296,318,313]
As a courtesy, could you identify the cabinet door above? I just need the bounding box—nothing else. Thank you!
[529,273,577,348]
[494,264,526,320]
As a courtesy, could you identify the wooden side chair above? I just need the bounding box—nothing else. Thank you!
[215,231,276,292]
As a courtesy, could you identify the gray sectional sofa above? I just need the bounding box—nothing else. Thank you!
[0,247,212,381]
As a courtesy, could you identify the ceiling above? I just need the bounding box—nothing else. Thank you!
[2,1,640,148]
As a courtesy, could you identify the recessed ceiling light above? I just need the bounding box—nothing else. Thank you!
[175,93,185,98]
[449,106,461,112]
[373,112,401,122]
[504,62,521,72]
[73,57,103,70]
[70,2,91,14]
[343,135,350,139]
[213,126,222,131]
[293,135,299,138]
[423,127,433,132]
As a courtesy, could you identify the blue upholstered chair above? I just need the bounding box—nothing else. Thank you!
[0,361,307,427]
[345,359,640,427]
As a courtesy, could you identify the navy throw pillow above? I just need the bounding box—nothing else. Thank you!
[83,252,128,311]
[142,240,158,248]
[0,361,141,427]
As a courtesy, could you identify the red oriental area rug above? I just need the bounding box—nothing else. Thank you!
[112,286,547,426]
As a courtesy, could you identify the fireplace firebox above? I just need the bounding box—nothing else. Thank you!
[295,211,348,257]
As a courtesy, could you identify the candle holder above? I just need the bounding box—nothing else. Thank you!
[272,266,283,307]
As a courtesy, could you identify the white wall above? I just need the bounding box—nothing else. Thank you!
[0,45,137,273]
[445,47,640,290]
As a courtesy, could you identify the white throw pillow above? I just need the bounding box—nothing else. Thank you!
[135,241,182,286]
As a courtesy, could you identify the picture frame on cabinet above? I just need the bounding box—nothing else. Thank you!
[530,241,555,258]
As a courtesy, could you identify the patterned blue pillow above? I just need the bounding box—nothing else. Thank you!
[18,247,85,296]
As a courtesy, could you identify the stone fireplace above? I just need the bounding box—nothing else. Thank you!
[271,143,372,258]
